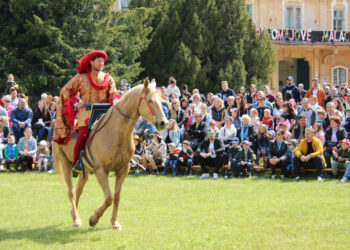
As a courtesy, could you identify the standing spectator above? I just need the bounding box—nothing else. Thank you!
[331,139,350,178]
[6,74,17,93]
[324,116,346,169]
[10,95,33,143]
[291,114,307,141]
[166,77,181,99]
[298,83,307,99]
[4,135,19,171]
[237,140,255,177]
[32,100,52,142]
[36,140,50,172]
[3,95,14,127]
[9,87,18,108]
[269,130,288,179]
[263,85,276,103]
[293,127,325,181]
[282,76,301,103]
[226,137,242,178]
[297,98,316,127]
[217,81,235,107]
[305,78,326,108]
[161,143,178,176]
[188,111,208,152]
[198,128,225,179]
[17,127,37,171]
[176,140,193,176]
[161,119,180,146]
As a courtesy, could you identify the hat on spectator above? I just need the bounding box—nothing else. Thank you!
[280,121,289,127]
[288,139,298,147]
[152,130,162,140]
[268,130,276,136]
[39,140,47,146]
[242,140,251,146]
[287,76,294,81]
[340,139,350,146]
[209,120,216,126]
[232,137,239,144]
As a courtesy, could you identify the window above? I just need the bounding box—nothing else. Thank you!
[246,4,253,19]
[333,9,345,31]
[284,5,302,29]
[333,67,347,86]
[121,0,129,9]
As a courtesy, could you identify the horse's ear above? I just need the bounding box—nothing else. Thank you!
[150,78,157,88]
[144,77,150,89]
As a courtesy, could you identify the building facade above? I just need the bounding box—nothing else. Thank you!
[247,0,350,91]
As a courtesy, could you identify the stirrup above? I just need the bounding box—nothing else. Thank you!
[72,150,85,178]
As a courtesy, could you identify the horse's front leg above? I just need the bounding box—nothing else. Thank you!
[89,167,113,227]
[75,172,89,209]
[111,166,129,230]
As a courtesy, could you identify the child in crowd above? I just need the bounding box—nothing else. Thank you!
[280,121,291,142]
[255,124,269,165]
[332,139,350,178]
[286,139,298,177]
[249,108,260,133]
[161,143,178,176]
[36,140,50,172]
[237,140,255,177]
[313,123,325,145]
[4,135,19,171]
[209,120,219,136]
[231,108,242,130]
[176,140,193,176]
[268,130,276,141]
[262,109,274,129]
[316,109,327,130]
[226,137,242,178]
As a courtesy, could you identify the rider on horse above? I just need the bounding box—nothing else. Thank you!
[53,50,120,176]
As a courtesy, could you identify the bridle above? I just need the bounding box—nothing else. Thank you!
[115,89,156,121]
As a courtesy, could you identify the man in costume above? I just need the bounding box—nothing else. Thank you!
[53,50,119,176]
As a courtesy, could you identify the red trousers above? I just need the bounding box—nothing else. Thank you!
[73,126,89,164]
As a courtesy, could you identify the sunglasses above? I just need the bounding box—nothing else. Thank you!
[258,98,264,101]
[208,133,214,136]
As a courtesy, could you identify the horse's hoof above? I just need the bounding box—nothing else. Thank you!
[112,221,122,231]
[89,215,97,227]
[73,219,81,227]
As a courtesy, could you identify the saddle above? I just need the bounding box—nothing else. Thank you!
[88,103,111,128]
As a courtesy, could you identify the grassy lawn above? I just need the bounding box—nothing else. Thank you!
[1,172,350,249]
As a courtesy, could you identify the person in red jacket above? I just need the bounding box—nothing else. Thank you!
[305,78,326,108]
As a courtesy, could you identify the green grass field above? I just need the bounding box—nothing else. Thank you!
[1,172,350,249]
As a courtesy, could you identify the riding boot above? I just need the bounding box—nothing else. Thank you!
[72,150,84,178]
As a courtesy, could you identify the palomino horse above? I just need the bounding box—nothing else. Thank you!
[53,78,168,229]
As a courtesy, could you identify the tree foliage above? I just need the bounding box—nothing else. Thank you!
[130,0,276,93]
[0,0,152,105]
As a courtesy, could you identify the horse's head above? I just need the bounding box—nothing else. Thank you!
[138,77,168,130]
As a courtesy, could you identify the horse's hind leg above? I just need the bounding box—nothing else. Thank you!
[75,172,89,209]
[60,157,81,227]
[111,166,129,230]
[89,167,112,227]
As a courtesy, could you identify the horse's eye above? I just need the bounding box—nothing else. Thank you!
[148,100,153,103]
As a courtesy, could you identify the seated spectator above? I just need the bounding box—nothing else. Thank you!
[331,139,350,178]
[246,84,257,106]
[188,111,208,152]
[309,95,322,113]
[255,94,272,120]
[237,115,256,144]
[226,137,242,178]
[316,109,327,130]
[0,116,9,144]
[298,98,316,127]
[268,130,276,141]
[281,102,296,129]
[255,124,270,165]
[285,92,296,107]
[47,102,57,143]
[170,99,185,128]
[3,95,14,127]
[131,134,144,166]
[32,100,51,142]
[209,120,219,136]
[249,108,260,133]
[232,94,248,117]
[293,127,325,181]
[6,74,17,93]
[298,84,307,99]
[176,140,193,176]
[324,116,346,168]
[286,139,298,177]
[17,127,37,172]
[263,85,276,103]
[211,97,227,127]
[142,131,167,175]
[291,114,307,141]
[198,128,225,179]
[262,109,273,129]
[161,143,178,176]
[324,102,342,129]
[236,140,255,177]
[273,93,284,121]
[313,123,325,145]
[9,87,18,108]
[218,116,237,146]
[4,135,19,171]
[10,95,33,143]
[225,96,235,113]
[269,130,288,180]
[36,140,50,172]
[135,117,156,143]
[280,121,291,142]
[190,93,203,113]
[231,108,242,130]
[161,119,180,146]
[180,98,192,118]
[200,104,211,127]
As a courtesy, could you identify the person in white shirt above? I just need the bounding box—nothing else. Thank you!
[166,77,181,99]
[218,116,237,145]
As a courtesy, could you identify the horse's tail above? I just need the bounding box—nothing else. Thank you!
[52,142,65,183]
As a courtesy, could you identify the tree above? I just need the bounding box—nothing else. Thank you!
[131,0,276,92]
[0,0,152,106]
